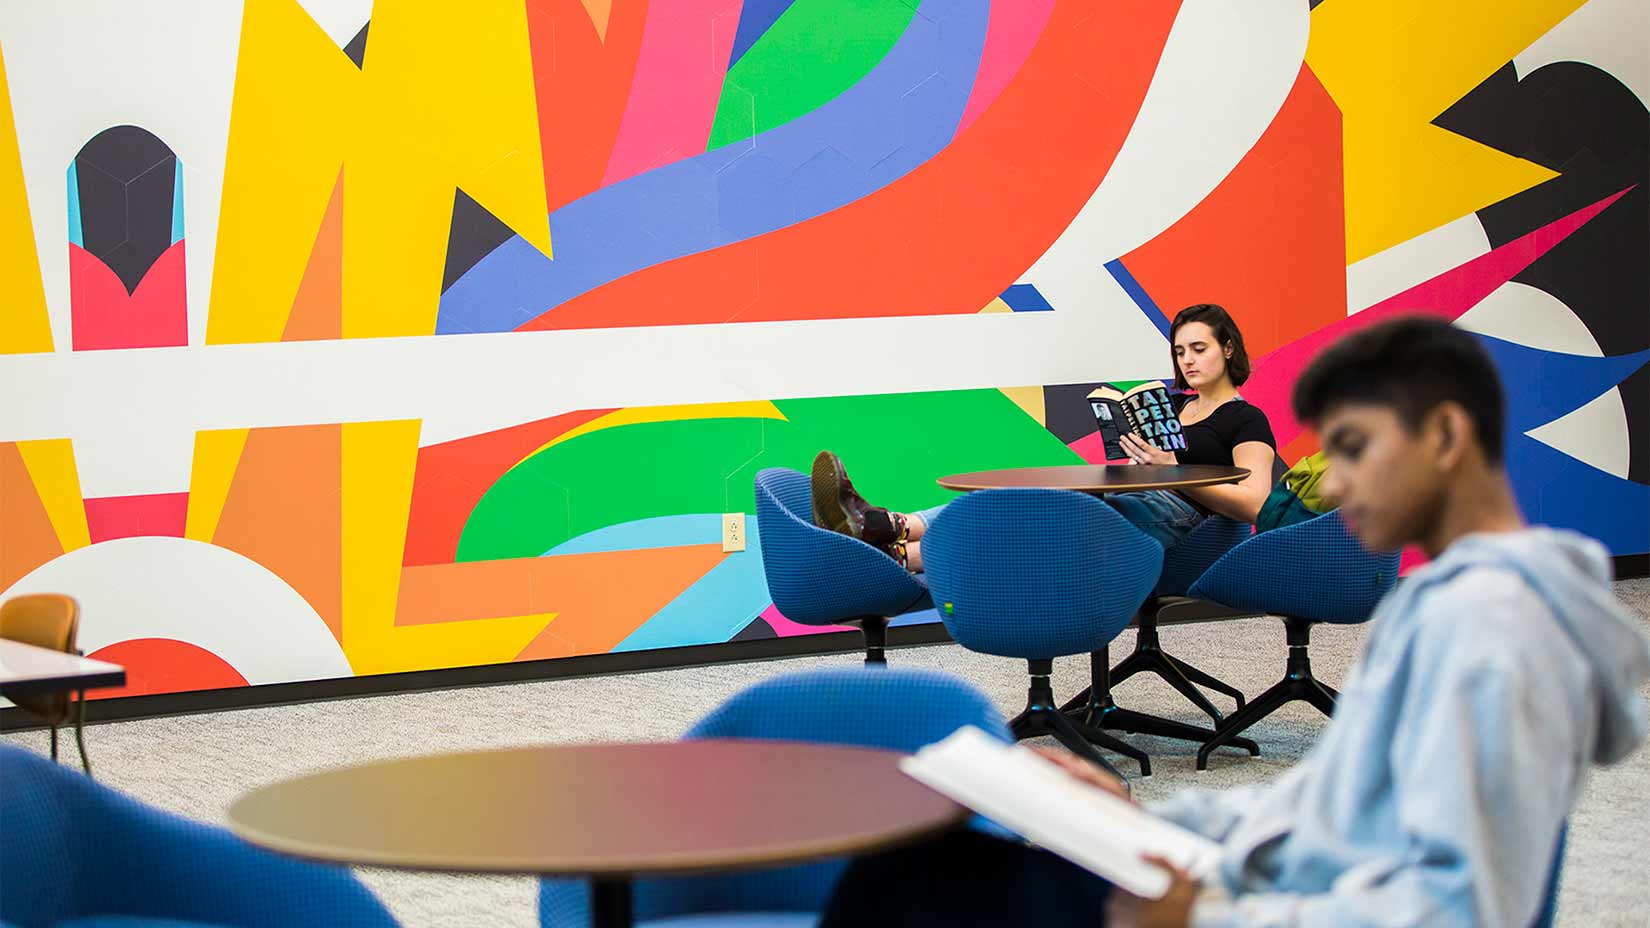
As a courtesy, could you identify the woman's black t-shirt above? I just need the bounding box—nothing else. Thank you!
[1170,394,1279,471]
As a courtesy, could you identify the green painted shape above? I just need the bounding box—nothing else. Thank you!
[706,0,919,150]
[456,389,1082,562]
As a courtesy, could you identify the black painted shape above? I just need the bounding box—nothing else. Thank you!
[1435,61,1648,482]
[1041,382,1111,445]
[731,617,777,641]
[343,21,368,69]
[74,126,178,295]
[442,189,518,293]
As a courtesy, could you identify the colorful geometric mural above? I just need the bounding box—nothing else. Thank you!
[0,0,1644,700]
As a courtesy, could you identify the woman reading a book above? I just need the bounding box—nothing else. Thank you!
[811,304,1280,569]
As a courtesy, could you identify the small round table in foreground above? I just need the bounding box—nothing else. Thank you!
[227,740,965,928]
[937,463,1248,495]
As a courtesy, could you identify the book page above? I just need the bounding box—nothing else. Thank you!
[900,727,1222,898]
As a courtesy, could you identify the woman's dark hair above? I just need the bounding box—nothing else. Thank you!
[1293,315,1506,465]
[1169,303,1250,390]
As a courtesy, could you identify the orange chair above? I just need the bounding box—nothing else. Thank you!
[1,594,92,774]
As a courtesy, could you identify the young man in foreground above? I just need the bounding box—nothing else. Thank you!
[820,317,1650,927]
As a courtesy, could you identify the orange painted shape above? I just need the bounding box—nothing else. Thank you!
[517,0,1181,331]
[403,408,613,566]
[1121,64,1347,358]
[527,0,649,212]
[84,638,248,700]
[393,543,726,659]
[282,170,344,342]
[211,425,344,643]
[0,442,65,591]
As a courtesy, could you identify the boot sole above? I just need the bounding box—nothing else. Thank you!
[810,451,862,539]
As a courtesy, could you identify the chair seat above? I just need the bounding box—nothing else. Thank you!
[642,913,818,928]
[55,918,231,928]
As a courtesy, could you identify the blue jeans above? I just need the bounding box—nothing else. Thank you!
[912,490,1204,554]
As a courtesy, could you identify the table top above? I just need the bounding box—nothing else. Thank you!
[936,463,1249,494]
[227,739,965,878]
[0,639,125,697]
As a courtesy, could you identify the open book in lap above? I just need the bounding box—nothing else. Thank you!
[900,726,1219,899]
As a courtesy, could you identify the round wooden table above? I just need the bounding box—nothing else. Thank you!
[227,739,965,928]
[937,463,1248,494]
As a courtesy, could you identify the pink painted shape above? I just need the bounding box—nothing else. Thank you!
[1243,187,1633,448]
[84,492,189,544]
[758,603,851,638]
[957,0,1055,132]
[69,240,188,351]
[601,0,745,185]
[1066,430,1131,466]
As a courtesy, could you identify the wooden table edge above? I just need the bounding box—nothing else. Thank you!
[936,468,1249,494]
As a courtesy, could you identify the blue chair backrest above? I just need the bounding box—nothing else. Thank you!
[1155,515,1252,598]
[0,745,396,928]
[922,489,1164,659]
[1186,509,1398,624]
[539,667,1009,927]
[753,468,928,625]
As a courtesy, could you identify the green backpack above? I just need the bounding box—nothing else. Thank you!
[1256,450,1331,533]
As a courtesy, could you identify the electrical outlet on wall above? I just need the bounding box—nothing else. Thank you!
[722,513,746,552]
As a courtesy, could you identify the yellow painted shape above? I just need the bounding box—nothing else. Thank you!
[519,401,789,463]
[1306,0,1577,263]
[0,46,51,354]
[582,0,614,41]
[15,440,88,552]
[208,0,359,345]
[341,419,552,675]
[998,386,1046,425]
[209,0,552,344]
[978,297,1013,314]
[185,428,251,542]
[345,0,551,338]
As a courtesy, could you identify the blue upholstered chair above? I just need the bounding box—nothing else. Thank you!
[754,468,932,663]
[921,488,1168,777]
[1185,509,1399,769]
[0,745,398,928]
[539,666,1010,928]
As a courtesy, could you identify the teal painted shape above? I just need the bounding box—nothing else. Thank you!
[66,163,83,247]
[170,161,185,245]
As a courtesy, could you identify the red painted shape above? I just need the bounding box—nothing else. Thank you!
[1123,65,1346,359]
[84,638,247,700]
[1241,187,1633,449]
[403,408,614,566]
[83,492,188,543]
[526,0,650,213]
[517,0,1181,331]
[69,240,188,350]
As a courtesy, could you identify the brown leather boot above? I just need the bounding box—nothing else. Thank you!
[810,451,908,557]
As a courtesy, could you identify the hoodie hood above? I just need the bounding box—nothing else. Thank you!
[1426,528,1650,764]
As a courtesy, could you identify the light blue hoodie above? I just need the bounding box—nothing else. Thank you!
[1151,528,1650,927]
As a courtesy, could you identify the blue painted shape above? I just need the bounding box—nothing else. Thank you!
[1475,334,1650,433]
[66,163,83,248]
[1507,432,1650,555]
[999,283,1053,312]
[436,0,989,335]
[170,161,185,245]
[728,0,798,69]
[544,513,721,555]
[1105,258,1170,339]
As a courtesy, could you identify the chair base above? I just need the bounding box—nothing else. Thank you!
[847,615,890,665]
[1197,617,1337,770]
[1059,606,1248,727]
[1069,649,1258,762]
[1010,660,1150,778]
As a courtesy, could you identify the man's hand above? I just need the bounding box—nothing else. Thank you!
[1106,855,1199,928]
[1120,432,1178,466]
[1032,746,1131,802]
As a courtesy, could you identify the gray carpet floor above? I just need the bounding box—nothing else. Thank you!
[5,579,1647,927]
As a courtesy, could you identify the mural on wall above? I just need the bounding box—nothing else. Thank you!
[0,0,1644,699]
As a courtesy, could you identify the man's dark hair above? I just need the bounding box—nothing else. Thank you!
[1170,303,1251,390]
[1292,316,1506,465]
